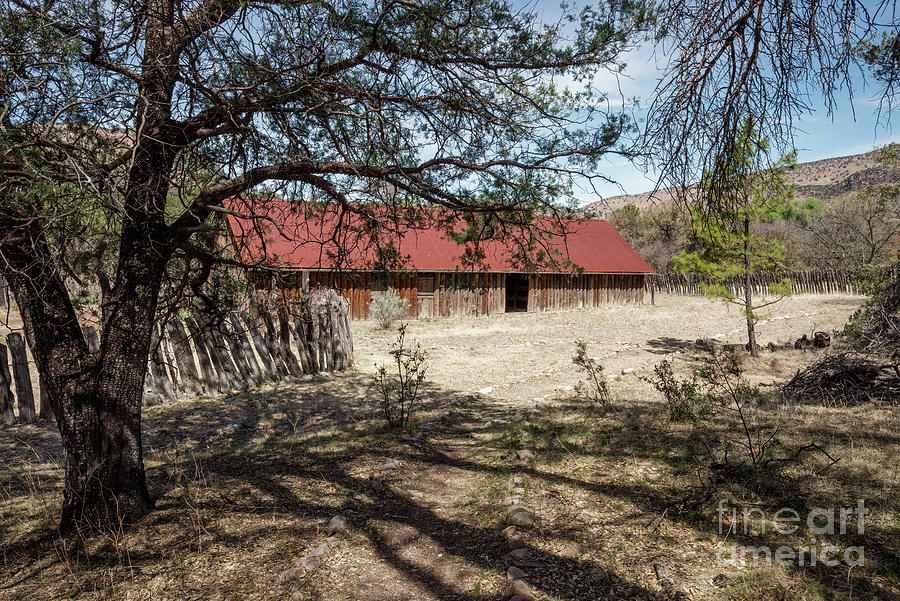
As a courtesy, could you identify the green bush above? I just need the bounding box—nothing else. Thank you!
[646,342,779,470]
[369,287,409,329]
[645,360,710,422]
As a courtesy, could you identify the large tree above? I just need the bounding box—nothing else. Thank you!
[0,0,651,531]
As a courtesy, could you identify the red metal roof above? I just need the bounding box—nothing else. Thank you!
[226,200,653,274]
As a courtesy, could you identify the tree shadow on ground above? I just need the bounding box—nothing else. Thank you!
[0,372,897,600]
[645,337,698,355]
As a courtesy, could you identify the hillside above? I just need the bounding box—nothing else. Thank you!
[587,149,896,217]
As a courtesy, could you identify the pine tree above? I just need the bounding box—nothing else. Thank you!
[673,119,795,357]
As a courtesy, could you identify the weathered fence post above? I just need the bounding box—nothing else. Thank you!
[184,317,223,394]
[298,300,319,373]
[0,344,15,426]
[288,301,313,373]
[38,374,55,422]
[135,288,353,400]
[207,324,242,391]
[166,320,205,396]
[228,312,264,385]
[219,317,254,387]
[81,325,100,353]
[7,333,35,424]
[644,269,865,299]
[327,292,353,371]
[278,307,303,376]
[145,327,177,405]
[261,311,291,378]
[242,311,278,380]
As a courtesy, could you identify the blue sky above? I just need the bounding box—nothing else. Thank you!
[551,11,900,205]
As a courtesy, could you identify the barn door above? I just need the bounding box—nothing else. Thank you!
[504,274,529,312]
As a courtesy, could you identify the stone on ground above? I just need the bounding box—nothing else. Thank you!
[294,555,322,573]
[377,459,400,471]
[506,579,531,596]
[506,566,527,581]
[278,567,303,583]
[327,514,347,535]
[506,506,535,527]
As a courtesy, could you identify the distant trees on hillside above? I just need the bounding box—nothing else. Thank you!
[802,146,900,273]
[621,144,899,278]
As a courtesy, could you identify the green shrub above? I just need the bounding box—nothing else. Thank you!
[369,287,409,329]
[645,360,710,422]
[646,342,779,470]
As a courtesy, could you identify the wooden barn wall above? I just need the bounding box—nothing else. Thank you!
[275,271,376,320]
[527,273,644,312]
[269,270,644,320]
[418,273,505,319]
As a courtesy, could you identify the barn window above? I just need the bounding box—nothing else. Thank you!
[418,273,435,295]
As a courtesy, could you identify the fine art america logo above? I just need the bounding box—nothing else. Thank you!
[716,499,866,567]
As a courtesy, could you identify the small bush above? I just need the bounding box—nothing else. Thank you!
[572,340,611,405]
[645,360,710,422]
[369,287,409,329]
[646,342,780,470]
[374,324,428,429]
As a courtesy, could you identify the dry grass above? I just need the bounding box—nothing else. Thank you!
[1,294,898,600]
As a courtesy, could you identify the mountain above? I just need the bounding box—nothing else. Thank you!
[585,150,896,217]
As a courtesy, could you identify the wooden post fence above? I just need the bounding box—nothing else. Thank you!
[7,333,35,424]
[644,268,883,298]
[0,287,354,426]
[0,344,15,426]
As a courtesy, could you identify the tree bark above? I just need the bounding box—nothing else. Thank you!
[39,373,55,422]
[56,377,154,530]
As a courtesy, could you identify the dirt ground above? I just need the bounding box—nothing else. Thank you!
[1,293,898,601]
[353,293,866,400]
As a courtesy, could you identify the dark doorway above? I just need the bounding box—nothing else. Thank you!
[505,274,530,312]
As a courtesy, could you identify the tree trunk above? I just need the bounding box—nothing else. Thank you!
[744,215,759,357]
[2,235,160,531]
[56,377,153,531]
[0,0,188,532]
[39,373,55,422]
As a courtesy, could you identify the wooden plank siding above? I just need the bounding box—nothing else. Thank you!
[522,273,643,313]
[268,270,645,320]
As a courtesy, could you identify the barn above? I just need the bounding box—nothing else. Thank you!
[227,201,653,320]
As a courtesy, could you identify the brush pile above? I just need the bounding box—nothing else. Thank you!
[849,269,900,357]
[782,353,900,406]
